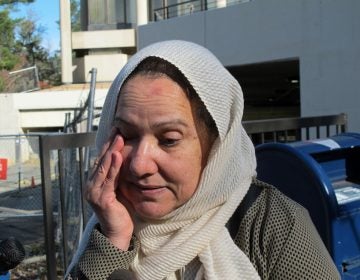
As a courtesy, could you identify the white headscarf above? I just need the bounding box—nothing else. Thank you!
[72,40,259,280]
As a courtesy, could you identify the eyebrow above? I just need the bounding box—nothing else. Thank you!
[112,117,189,129]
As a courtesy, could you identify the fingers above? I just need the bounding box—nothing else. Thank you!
[89,129,122,180]
[84,132,134,250]
[92,158,100,169]
[86,134,124,204]
[101,152,123,196]
[93,128,118,167]
[99,128,118,158]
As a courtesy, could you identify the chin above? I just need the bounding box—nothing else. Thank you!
[134,203,171,221]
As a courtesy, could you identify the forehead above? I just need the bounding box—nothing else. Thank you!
[119,74,187,100]
[115,74,194,119]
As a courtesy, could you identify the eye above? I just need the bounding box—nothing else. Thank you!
[159,131,182,147]
[160,138,179,147]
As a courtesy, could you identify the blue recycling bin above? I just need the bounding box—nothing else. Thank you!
[255,132,360,279]
[0,272,10,280]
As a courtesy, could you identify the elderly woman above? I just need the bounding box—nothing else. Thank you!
[66,40,339,280]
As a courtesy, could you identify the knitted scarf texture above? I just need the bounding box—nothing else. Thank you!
[70,40,260,280]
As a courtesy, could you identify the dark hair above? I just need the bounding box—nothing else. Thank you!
[124,56,218,139]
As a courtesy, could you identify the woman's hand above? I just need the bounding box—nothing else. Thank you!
[86,131,134,251]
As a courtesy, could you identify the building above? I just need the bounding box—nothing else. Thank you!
[0,0,355,136]
[136,0,360,131]
[60,0,359,132]
[60,0,148,83]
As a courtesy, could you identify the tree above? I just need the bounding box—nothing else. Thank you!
[55,0,80,31]
[17,17,43,65]
[0,0,34,5]
[16,14,61,85]
[0,5,61,92]
[70,0,80,31]
[0,9,19,70]
[0,8,20,91]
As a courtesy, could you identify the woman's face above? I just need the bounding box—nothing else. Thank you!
[113,74,212,220]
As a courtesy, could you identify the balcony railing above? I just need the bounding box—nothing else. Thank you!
[243,113,348,145]
[153,0,250,21]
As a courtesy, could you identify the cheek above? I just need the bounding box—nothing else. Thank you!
[173,154,203,188]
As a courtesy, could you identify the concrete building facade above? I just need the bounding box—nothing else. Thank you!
[60,0,148,84]
[0,0,352,136]
[136,0,360,131]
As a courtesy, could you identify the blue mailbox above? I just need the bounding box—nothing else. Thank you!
[0,272,10,280]
[255,133,360,279]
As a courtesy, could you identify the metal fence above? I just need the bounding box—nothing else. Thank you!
[243,113,348,146]
[0,133,96,279]
[0,134,59,278]
[7,66,40,93]
[37,132,96,279]
[0,113,349,278]
[153,0,250,21]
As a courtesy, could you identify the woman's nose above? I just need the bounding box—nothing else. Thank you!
[129,139,158,177]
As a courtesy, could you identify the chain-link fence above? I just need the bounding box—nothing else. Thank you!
[0,134,57,277]
[57,145,96,272]
[0,135,43,194]
[0,133,97,278]
[36,132,96,279]
[7,66,40,93]
[0,68,98,278]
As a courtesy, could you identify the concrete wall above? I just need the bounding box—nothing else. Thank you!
[74,53,129,83]
[138,0,360,132]
[0,89,108,130]
[0,89,109,164]
[72,29,136,49]
[0,94,22,135]
[0,95,31,164]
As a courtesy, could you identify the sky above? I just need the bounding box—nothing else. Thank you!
[10,0,60,54]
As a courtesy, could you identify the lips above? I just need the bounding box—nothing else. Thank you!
[128,181,167,193]
[130,181,162,189]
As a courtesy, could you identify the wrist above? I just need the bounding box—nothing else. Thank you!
[97,224,132,251]
[108,235,132,251]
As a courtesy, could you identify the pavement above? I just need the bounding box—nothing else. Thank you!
[0,161,58,248]
[0,215,44,246]
[0,162,41,195]
[0,182,46,244]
